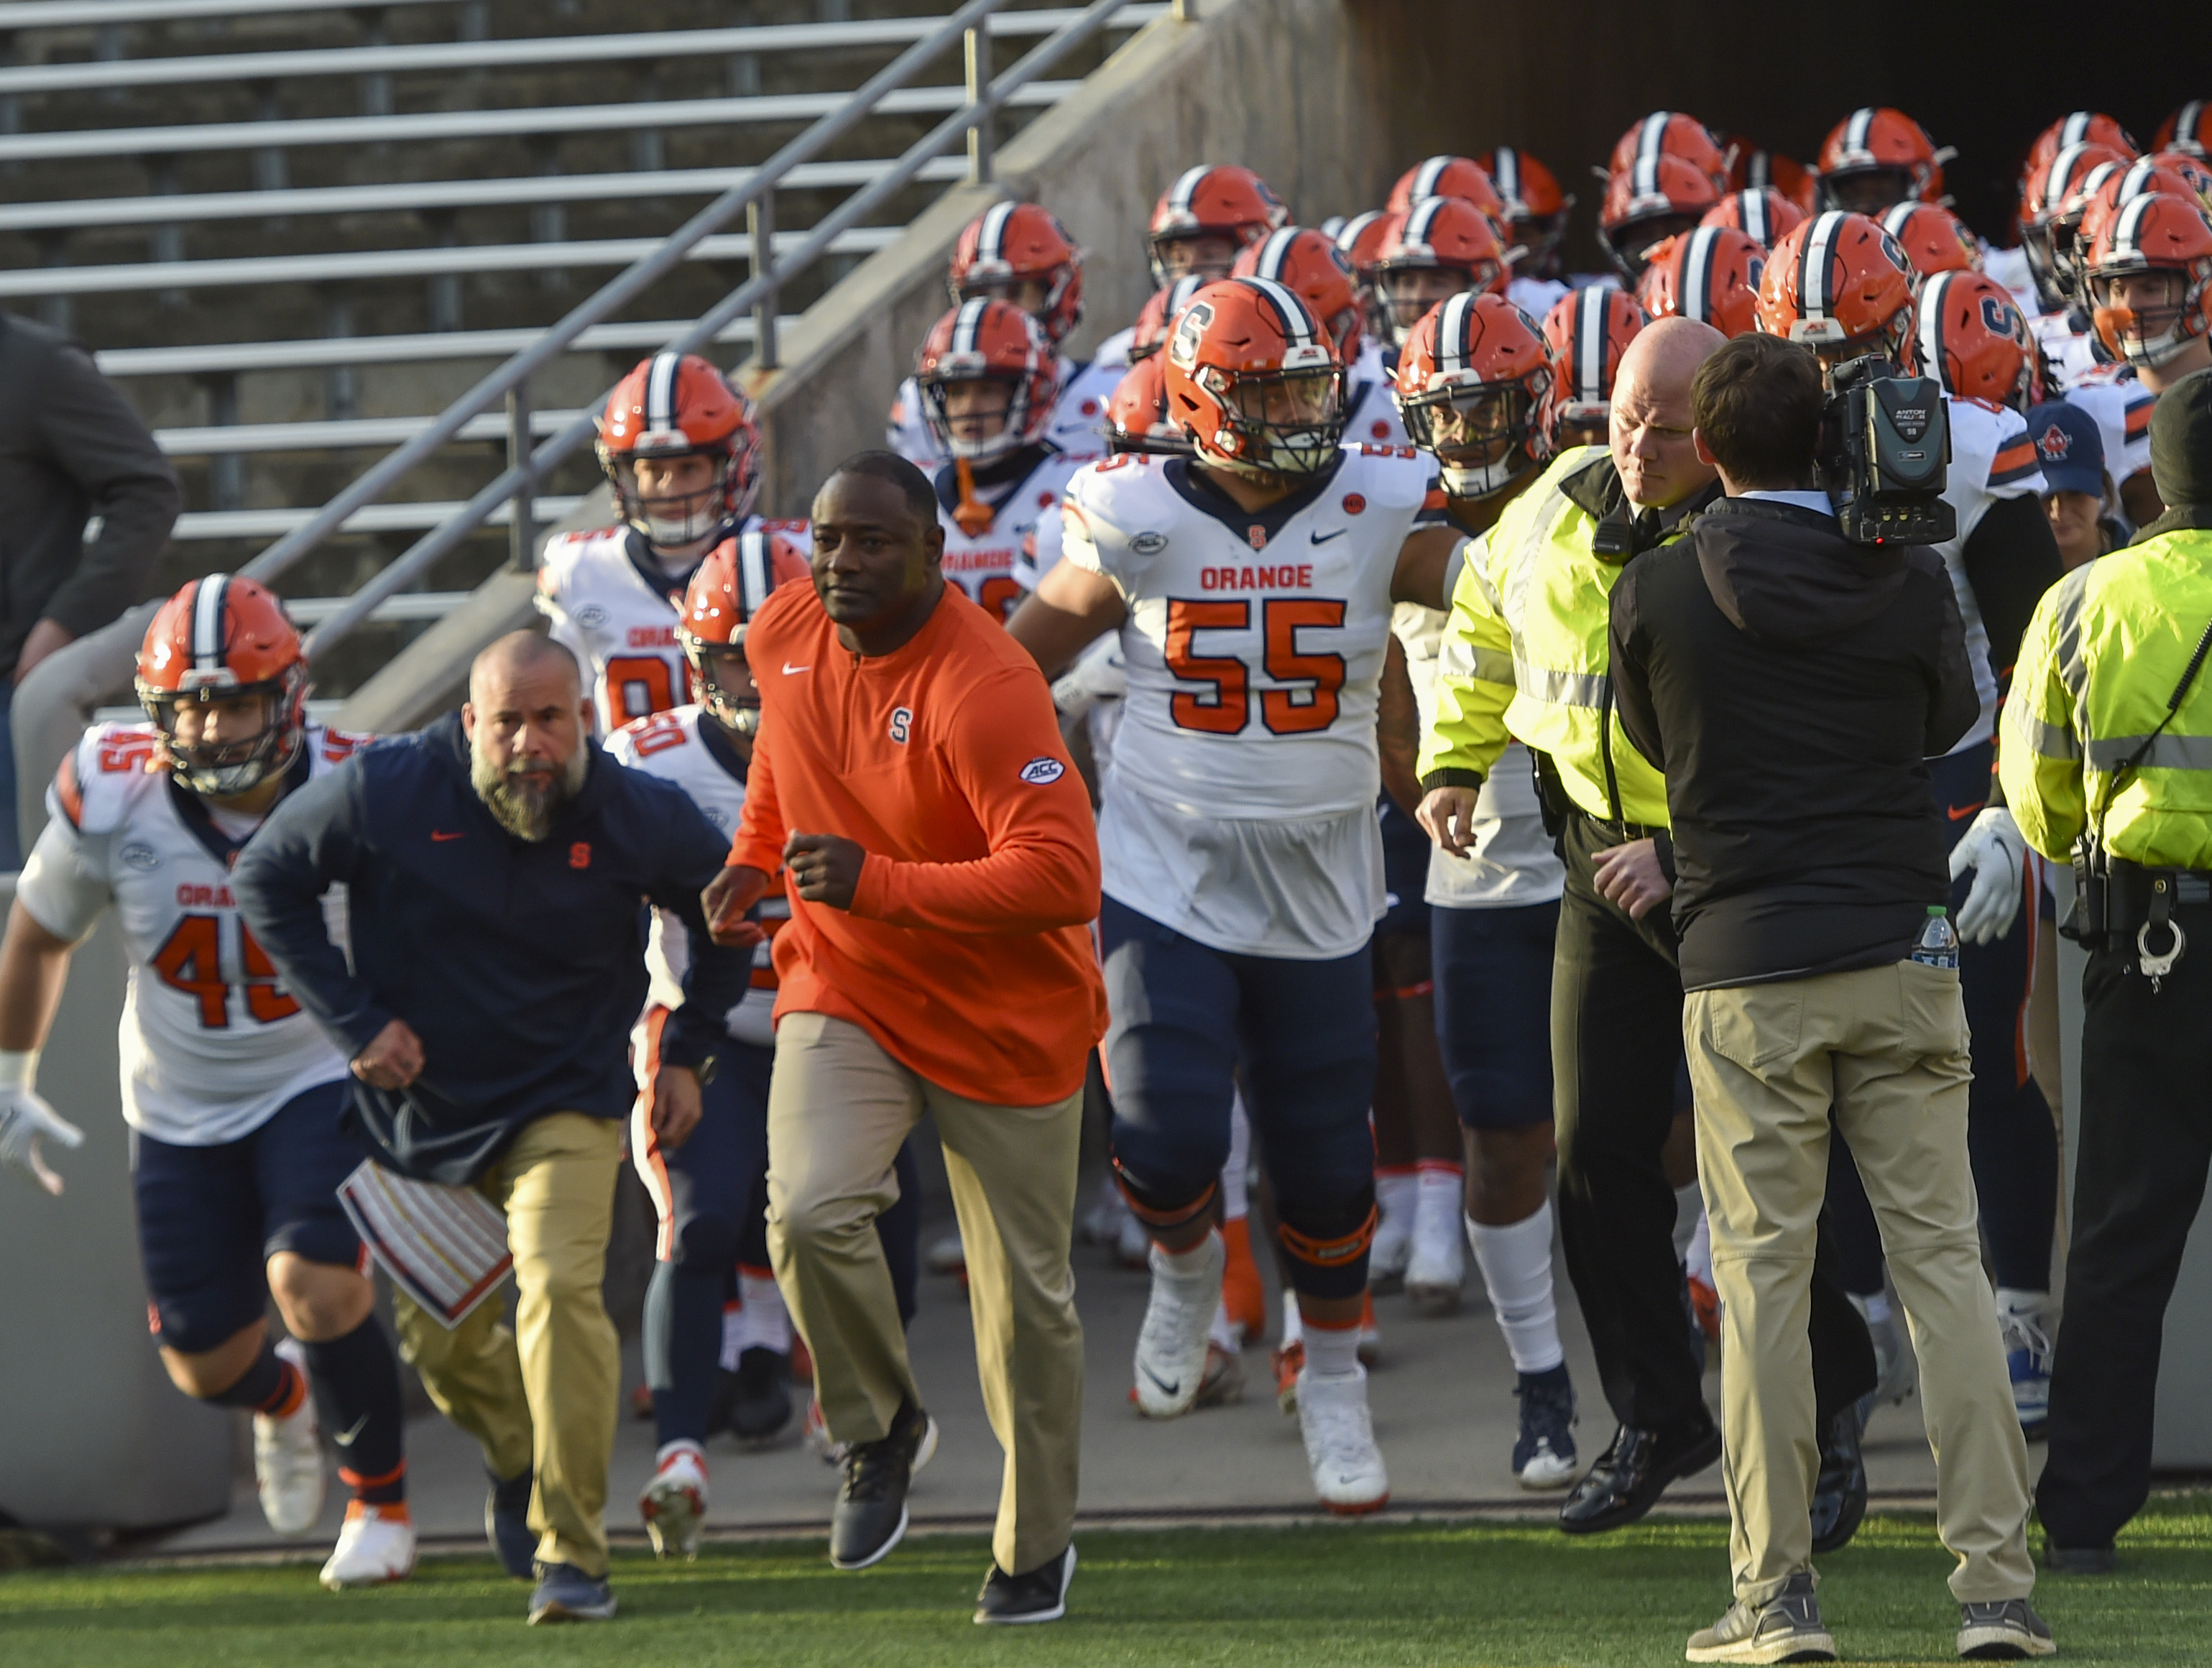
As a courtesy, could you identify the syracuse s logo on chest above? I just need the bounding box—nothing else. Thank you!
[888,706,913,745]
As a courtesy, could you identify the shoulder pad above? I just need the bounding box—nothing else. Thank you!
[61,722,163,835]
[535,525,626,593]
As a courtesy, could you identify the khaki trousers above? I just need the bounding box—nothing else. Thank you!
[391,1112,622,1577]
[767,1012,1084,1575]
[1685,959,2035,1607]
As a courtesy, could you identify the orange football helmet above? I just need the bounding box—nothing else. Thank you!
[2082,192,2212,368]
[2025,112,2139,183]
[1373,197,1509,346]
[1128,273,1209,364]
[2154,98,2211,160]
[678,530,807,734]
[1386,155,1508,230]
[1815,108,1951,213]
[1910,269,2036,411]
[1393,292,1552,499]
[1756,211,1918,367]
[1729,141,1817,214]
[1147,165,1287,287]
[2075,159,2212,280]
[1105,354,1192,457]
[1599,152,1720,282]
[1880,202,1981,284]
[949,201,1084,344]
[1636,226,1769,339]
[1702,188,1805,250]
[597,351,761,549]
[135,574,309,798]
[1480,147,1572,275]
[1232,226,1364,364]
[1336,208,1393,341]
[1608,113,1732,195]
[1162,276,1345,478]
[915,298,1058,464]
[2020,139,2132,311]
[1540,285,1648,448]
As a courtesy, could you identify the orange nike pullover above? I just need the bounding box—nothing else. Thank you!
[728,579,1107,1105]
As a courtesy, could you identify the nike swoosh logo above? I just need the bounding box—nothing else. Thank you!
[1309,527,1347,544]
[431,830,465,842]
[1139,1363,1181,1398]
[782,662,811,675]
[333,1414,369,1447]
[1947,802,1986,821]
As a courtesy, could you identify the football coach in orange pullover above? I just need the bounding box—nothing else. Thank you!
[704,450,1105,1624]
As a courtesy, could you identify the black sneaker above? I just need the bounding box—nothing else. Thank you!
[975,1544,1076,1625]
[829,1399,935,1570]
[527,1561,617,1624]
[1512,1365,1578,1490]
[2042,1539,2115,1574]
[1810,1401,1868,1554]
[484,1465,535,1580]
[1958,1597,2057,1658]
[729,1347,794,1444]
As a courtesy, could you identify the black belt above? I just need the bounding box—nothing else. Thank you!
[1585,817,1665,843]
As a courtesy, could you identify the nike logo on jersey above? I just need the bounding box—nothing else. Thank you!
[1309,527,1347,544]
[431,830,465,842]
[782,663,811,675]
[1947,802,1986,821]
[333,1414,371,1447]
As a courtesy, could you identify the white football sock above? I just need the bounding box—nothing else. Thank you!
[1414,1161,1464,1235]
[1280,1301,1304,1349]
[1375,1166,1419,1235]
[1156,1228,1220,1278]
[1301,1317,1361,1379]
[1466,1202,1565,1375]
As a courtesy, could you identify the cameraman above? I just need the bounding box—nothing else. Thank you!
[1610,333,2048,1663]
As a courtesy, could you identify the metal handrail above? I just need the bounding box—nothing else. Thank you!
[289,0,1151,660]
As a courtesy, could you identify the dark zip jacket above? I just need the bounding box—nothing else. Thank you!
[1608,497,1978,992]
[234,712,746,1184]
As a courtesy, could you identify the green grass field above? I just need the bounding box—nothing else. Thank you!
[2,1498,2205,1667]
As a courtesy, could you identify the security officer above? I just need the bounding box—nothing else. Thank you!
[2001,367,2212,1572]
[1418,318,1878,1540]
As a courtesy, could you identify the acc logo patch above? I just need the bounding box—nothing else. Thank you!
[889,706,913,745]
[571,603,611,629]
[119,842,160,871]
[1167,300,1215,371]
[1019,757,1066,785]
[1130,530,1169,556]
[1341,493,1366,515]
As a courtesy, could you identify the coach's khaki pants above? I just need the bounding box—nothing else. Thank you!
[392,1112,622,1578]
[767,1012,1084,1576]
[1685,960,2035,1608]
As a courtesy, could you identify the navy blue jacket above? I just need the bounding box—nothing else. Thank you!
[234,712,745,1184]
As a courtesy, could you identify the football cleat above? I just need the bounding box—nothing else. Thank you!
[319,1502,416,1590]
[1220,1217,1268,1345]
[1297,1365,1390,1515]
[1369,1169,1418,1292]
[1133,1232,1225,1418]
[255,1340,326,1536]
[1998,1298,2055,1441]
[640,1442,709,1561]
[1404,1186,1466,1315]
[1513,1365,1580,1490]
[1273,1338,1306,1416]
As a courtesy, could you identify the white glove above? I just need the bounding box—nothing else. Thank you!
[1947,806,2027,946]
[1050,635,1127,719]
[0,1050,83,1197]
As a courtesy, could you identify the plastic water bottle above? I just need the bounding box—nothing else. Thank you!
[1910,906,1959,969]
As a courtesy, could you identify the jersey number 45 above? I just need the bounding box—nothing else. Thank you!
[152,913,301,1028]
[1164,598,1347,735]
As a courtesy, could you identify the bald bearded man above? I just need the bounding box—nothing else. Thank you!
[236,630,750,1625]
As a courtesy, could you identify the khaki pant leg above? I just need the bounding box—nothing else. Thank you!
[390,1281,533,1483]
[1831,959,2036,1603]
[499,1112,622,1578]
[928,1082,1085,1576]
[1684,977,1835,1607]
[765,1013,924,1445]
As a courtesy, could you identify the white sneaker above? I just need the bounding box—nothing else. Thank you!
[640,1442,709,1560]
[1404,1188,1465,1315]
[1370,1196,1414,1291]
[1997,1296,2055,1439]
[1133,1232,1225,1418]
[319,1503,416,1589]
[1297,1365,1389,1515]
[254,1340,326,1536]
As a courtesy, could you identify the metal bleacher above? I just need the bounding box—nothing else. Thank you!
[1,0,1163,685]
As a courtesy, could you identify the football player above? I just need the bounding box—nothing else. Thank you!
[1007,276,1462,1514]
[1372,196,1511,348]
[1607,113,1733,198]
[1702,188,1806,256]
[885,202,1120,467]
[1598,152,1720,285]
[0,578,412,1588]
[1634,226,1769,338]
[1540,285,1649,452]
[1812,107,1953,216]
[1232,226,1407,447]
[1759,213,2068,1436]
[1390,292,1580,1489]
[538,353,804,733]
[1480,147,1575,316]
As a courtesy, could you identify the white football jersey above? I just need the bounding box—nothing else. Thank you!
[1343,339,1409,449]
[1508,275,1572,323]
[2029,309,2106,388]
[1063,443,1429,957]
[933,446,1100,624]
[2061,363,2155,489]
[885,354,1114,469]
[1936,395,2047,752]
[1091,324,1138,374]
[607,704,781,1051]
[536,517,806,733]
[17,723,361,1146]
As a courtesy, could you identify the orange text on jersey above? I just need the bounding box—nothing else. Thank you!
[1200,563,1317,591]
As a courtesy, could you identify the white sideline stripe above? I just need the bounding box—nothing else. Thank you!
[174,497,584,539]
[0,80,1078,164]
[0,9,1166,96]
[98,315,788,377]
[0,226,901,298]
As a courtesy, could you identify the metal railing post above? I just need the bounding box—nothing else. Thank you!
[964,24,992,185]
[507,381,535,571]
[749,195,778,369]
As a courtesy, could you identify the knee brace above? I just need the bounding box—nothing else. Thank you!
[1276,1190,1378,1301]
[1110,1154,1217,1235]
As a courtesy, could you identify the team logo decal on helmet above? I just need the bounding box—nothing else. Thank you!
[1910,269,2036,410]
[135,574,310,798]
[1163,277,1345,479]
